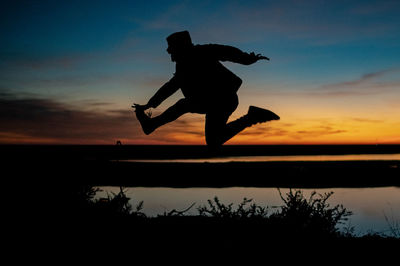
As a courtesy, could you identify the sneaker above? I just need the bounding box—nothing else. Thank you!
[247,106,280,125]
[134,107,155,135]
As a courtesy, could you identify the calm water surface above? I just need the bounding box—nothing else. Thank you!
[97,186,400,236]
[121,153,400,163]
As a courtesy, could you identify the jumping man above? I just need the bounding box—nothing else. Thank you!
[133,31,279,149]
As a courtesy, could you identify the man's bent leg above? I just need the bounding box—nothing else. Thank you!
[205,113,229,148]
[205,114,252,148]
[205,95,239,148]
[207,106,280,145]
[205,95,280,148]
[136,98,190,135]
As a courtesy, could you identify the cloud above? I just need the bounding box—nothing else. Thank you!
[349,118,384,123]
[0,92,140,144]
[0,52,92,70]
[263,68,400,98]
[136,1,400,45]
[0,34,163,74]
[319,68,400,91]
[349,0,400,16]
[295,127,347,139]
[274,119,348,140]
[240,124,289,137]
[234,0,400,44]
[308,68,400,98]
[0,92,207,144]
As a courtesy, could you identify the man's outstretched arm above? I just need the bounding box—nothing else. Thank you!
[205,44,269,65]
[135,76,180,110]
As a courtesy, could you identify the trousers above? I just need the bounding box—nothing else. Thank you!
[148,94,251,148]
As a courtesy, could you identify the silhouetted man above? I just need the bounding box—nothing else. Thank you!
[133,31,279,148]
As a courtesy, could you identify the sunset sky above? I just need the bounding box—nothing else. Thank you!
[1,0,400,145]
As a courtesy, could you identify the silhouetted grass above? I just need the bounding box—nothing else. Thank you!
[385,209,400,238]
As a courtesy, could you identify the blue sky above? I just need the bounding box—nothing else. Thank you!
[1,0,400,144]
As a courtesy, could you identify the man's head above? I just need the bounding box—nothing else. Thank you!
[166,31,193,62]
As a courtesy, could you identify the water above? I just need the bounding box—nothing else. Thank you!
[119,153,400,163]
[104,153,400,236]
[97,186,400,236]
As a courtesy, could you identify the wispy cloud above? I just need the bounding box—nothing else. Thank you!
[0,92,138,144]
[349,117,384,123]
[295,128,347,139]
[0,52,93,70]
[0,92,205,144]
[240,124,289,138]
[319,68,400,91]
[309,68,400,97]
[136,0,400,45]
[264,68,400,98]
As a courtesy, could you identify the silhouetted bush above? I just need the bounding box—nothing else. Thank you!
[71,185,101,206]
[74,186,399,241]
[197,196,269,219]
[158,202,196,217]
[269,189,352,237]
[83,186,145,218]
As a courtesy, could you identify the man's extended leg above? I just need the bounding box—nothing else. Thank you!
[135,98,190,135]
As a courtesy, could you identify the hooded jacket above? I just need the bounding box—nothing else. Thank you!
[147,44,256,109]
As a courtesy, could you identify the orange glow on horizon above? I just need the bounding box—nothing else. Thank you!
[1,103,400,145]
[2,119,400,145]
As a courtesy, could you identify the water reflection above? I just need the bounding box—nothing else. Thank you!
[120,154,400,163]
[97,186,400,236]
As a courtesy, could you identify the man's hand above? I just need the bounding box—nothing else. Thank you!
[132,103,151,111]
[244,52,270,65]
[250,52,270,61]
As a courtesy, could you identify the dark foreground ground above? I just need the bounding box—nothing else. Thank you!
[1,145,400,264]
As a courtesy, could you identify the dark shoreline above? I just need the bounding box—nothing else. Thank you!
[2,145,400,264]
[2,144,400,159]
[2,144,400,188]
[85,160,400,188]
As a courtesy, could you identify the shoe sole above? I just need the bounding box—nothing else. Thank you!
[249,106,280,121]
[135,110,155,135]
